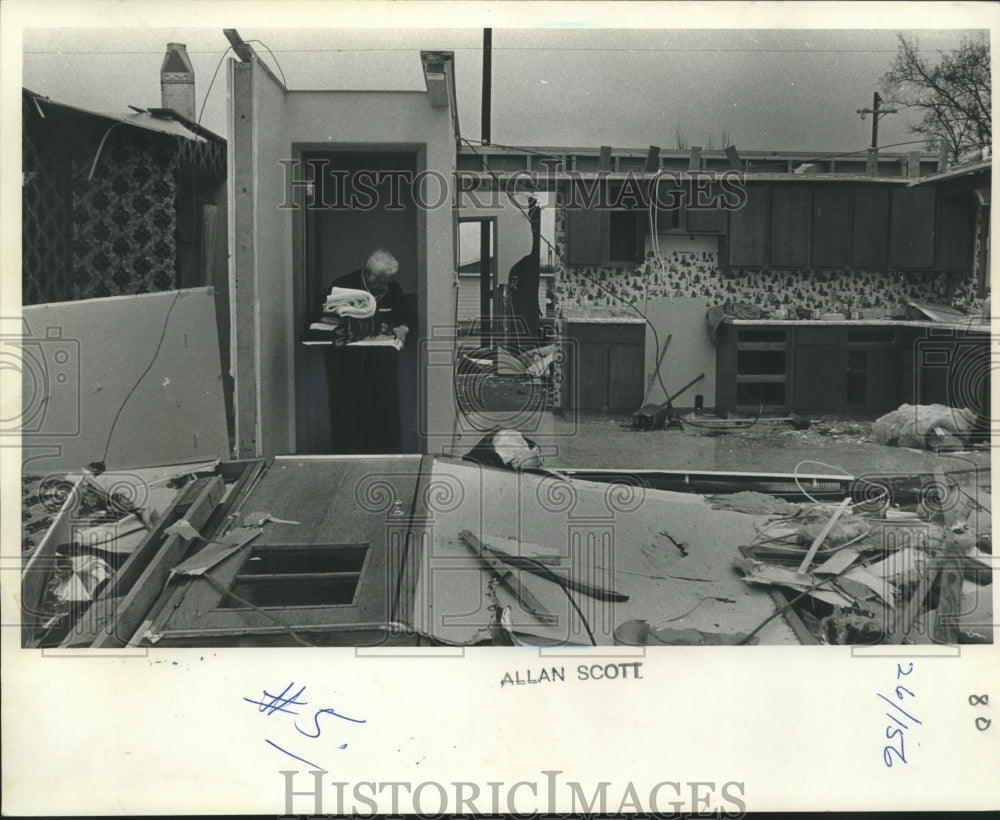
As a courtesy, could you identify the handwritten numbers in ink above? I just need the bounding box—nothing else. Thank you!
[969,693,991,732]
[882,663,919,768]
[243,682,366,770]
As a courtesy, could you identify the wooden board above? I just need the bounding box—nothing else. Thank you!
[63,475,224,647]
[21,287,228,472]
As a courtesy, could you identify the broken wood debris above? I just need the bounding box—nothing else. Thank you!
[734,479,993,645]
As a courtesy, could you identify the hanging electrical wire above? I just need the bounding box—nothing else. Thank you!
[460,136,677,409]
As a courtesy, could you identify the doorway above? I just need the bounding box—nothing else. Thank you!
[296,150,420,454]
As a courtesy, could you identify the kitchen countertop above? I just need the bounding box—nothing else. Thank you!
[562,316,647,324]
[726,318,991,332]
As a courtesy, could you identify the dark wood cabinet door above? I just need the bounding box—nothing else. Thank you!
[811,187,852,268]
[936,192,975,271]
[890,187,936,269]
[577,342,610,411]
[770,187,812,267]
[727,186,770,267]
[793,344,844,412]
[852,187,890,269]
[608,342,645,411]
[566,206,605,265]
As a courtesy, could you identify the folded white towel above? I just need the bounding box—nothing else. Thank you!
[323,286,376,319]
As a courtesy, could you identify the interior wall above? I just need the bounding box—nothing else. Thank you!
[312,151,419,301]
[249,59,293,455]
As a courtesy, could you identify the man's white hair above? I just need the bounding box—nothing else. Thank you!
[366,249,399,276]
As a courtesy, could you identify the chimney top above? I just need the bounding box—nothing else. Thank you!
[161,43,194,82]
[161,43,195,120]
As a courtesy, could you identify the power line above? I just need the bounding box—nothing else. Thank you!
[24,46,906,56]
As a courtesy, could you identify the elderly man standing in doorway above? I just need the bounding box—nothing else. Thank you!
[324,248,413,454]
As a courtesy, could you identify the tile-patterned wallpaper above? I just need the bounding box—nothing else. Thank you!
[72,128,180,300]
[552,203,983,317]
[23,97,227,306]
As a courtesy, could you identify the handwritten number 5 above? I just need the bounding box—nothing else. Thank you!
[295,707,367,739]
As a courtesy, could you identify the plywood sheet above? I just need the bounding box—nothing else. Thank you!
[640,296,716,411]
[411,459,797,645]
[21,288,228,472]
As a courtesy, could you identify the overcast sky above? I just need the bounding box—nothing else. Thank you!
[15,18,992,156]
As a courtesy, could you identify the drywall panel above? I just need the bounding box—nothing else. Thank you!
[641,295,716,412]
[20,287,229,472]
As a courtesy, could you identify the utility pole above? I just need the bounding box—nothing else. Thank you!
[480,28,493,347]
[856,91,897,148]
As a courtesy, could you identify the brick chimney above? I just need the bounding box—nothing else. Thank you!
[161,43,195,120]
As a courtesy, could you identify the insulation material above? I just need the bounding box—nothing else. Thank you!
[20,288,229,472]
[709,491,800,516]
[871,403,977,449]
[410,459,799,646]
[796,514,869,547]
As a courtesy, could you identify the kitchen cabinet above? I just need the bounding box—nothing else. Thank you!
[716,322,918,415]
[770,187,812,267]
[727,186,770,267]
[563,320,646,412]
[889,187,936,268]
[716,325,789,412]
[792,327,844,412]
[811,187,852,268]
[851,187,891,269]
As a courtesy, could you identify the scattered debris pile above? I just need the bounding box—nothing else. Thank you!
[24,475,160,647]
[21,462,224,648]
[733,473,993,645]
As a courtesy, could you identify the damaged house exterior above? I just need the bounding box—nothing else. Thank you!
[17,33,993,652]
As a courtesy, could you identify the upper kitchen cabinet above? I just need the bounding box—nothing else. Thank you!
[851,187,891,269]
[727,185,770,267]
[770,186,812,267]
[811,187,852,269]
[889,187,936,269]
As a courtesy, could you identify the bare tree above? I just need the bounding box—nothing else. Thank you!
[881,33,991,163]
[674,126,688,150]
